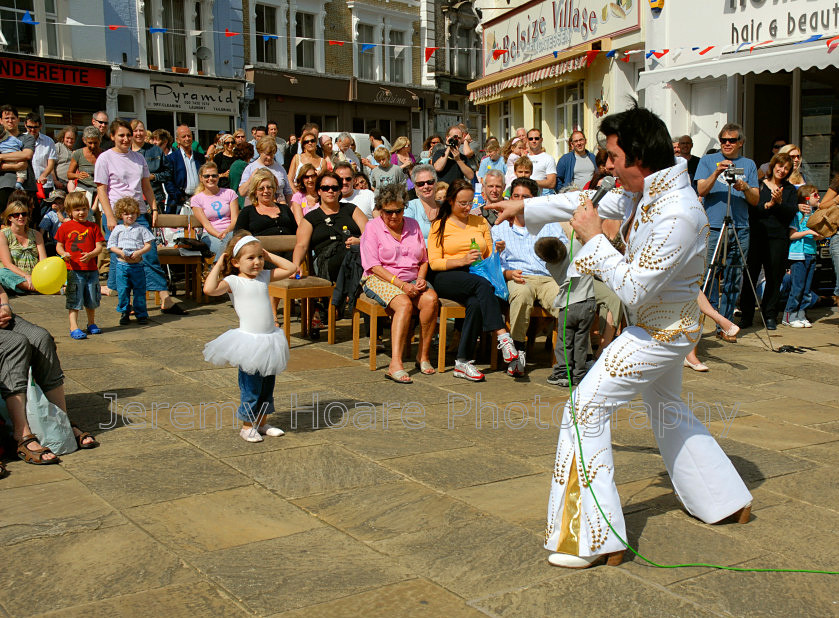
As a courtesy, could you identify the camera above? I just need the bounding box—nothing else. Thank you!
[447,136,460,148]
[722,166,744,184]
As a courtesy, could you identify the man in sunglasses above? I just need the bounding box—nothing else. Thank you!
[526,128,556,195]
[696,123,759,338]
[555,130,595,192]
[334,161,374,219]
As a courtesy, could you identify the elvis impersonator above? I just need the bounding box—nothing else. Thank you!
[491,105,752,569]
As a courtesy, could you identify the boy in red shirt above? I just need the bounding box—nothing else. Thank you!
[56,192,106,339]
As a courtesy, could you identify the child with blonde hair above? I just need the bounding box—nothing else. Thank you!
[107,197,154,325]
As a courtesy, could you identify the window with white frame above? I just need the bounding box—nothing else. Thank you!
[450,26,476,79]
[0,0,58,56]
[162,0,187,69]
[555,82,584,155]
[192,1,208,73]
[144,0,214,74]
[387,30,406,84]
[358,24,376,80]
[498,100,511,141]
[255,4,278,64]
[295,12,315,70]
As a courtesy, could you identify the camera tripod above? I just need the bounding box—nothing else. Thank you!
[701,172,777,352]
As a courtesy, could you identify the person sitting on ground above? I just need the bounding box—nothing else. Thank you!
[0,201,46,293]
[360,183,439,383]
[491,177,566,377]
[370,146,406,194]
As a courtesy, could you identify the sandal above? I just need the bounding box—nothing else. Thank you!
[70,328,87,340]
[414,360,436,375]
[71,424,99,449]
[17,434,60,465]
[86,323,102,335]
[0,461,7,478]
[385,369,413,384]
[161,303,187,315]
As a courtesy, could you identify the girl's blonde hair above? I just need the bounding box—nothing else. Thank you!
[194,161,219,195]
[2,200,29,228]
[247,168,278,205]
[514,156,533,173]
[221,229,262,277]
[114,197,140,219]
[390,136,410,154]
[63,191,89,214]
[778,144,804,184]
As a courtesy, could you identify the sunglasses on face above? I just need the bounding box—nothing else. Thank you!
[303,174,317,180]
[202,174,219,178]
[224,140,234,145]
[528,136,541,141]
[720,137,740,145]
[9,212,27,218]
[382,208,404,215]
[340,176,353,184]
[320,185,340,192]
[415,179,435,188]
[772,143,784,149]
[25,125,39,130]
[302,139,317,145]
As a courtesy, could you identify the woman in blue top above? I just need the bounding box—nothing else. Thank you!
[404,165,438,240]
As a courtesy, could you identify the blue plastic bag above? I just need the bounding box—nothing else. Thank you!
[470,251,509,302]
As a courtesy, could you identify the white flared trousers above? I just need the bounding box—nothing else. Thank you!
[544,326,752,558]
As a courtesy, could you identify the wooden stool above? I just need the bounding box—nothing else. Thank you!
[437,298,498,374]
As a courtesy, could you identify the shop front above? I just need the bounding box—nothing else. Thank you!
[639,0,839,192]
[0,54,108,138]
[469,0,644,159]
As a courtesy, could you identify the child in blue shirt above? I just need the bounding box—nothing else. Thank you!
[783,184,822,328]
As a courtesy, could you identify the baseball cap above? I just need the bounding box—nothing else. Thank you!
[43,189,67,203]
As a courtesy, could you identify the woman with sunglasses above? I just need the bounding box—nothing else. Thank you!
[779,144,806,185]
[291,163,320,216]
[190,162,240,261]
[288,131,330,183]
[404,164,439,239]
[360,183,438,383]
[291,171,367,334]
[0,201,47,292]
[213,134,237,188]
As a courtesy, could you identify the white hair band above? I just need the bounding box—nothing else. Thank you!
[232,235,259,257]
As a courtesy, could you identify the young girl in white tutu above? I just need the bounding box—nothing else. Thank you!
[203,230,297,442]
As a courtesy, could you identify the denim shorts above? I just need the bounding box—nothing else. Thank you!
[65,269,101,310]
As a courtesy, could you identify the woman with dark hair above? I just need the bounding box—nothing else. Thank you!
[291,162,320,216]
[228,142,254,208]
[427,178,519,382]
[353,171,371,191]
[757,138,786,181]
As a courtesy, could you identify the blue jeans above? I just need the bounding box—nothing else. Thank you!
[115,261,148,318]
[200,230,233,263]
[830,236,839,297]
[237,369,275,422]
[106,213,169,293]
[784,256,816,321]
[705,227,750,326]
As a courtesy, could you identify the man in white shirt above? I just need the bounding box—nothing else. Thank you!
[164,125,205,213]
[335,161,374,218]
[25,113,56,192]
[526,129,556,195]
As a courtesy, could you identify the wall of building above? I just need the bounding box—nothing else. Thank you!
[214,0,246,79]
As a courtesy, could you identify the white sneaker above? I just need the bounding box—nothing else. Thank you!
[802,319,813,328]
[454,359,485,381]
[240,426,263,442]
[497,335,519,364]
[789,320,806,328]
[257,424,285,437]
[506,351,526,377]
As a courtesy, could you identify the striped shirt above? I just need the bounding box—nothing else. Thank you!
[491,221,567,277]
[107,223,154,261]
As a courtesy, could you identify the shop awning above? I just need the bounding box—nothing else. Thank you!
[637,42,838,90]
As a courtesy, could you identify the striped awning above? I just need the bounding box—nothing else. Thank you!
[469,53,587,103]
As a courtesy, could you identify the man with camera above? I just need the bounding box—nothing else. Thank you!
[432,125,475,184]
[696,123,759,338]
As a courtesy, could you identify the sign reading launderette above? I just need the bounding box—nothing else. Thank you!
[482,0,640,76]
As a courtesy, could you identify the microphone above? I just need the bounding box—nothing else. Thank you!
[589,175,616,207]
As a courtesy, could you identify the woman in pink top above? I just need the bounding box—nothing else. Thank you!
[359,184,438,383]
[190,161,240,261]
[290,162,319,216]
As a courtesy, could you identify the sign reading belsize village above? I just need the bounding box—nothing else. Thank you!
[148,82,239,115]
[482,0,640,76]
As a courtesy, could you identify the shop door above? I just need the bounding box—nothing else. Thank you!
[690,81,727,156]
[752,84,790,167]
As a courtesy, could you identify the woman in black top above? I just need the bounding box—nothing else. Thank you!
[740,152,799,328]
[213,135,237,188]
[234,169,298,237]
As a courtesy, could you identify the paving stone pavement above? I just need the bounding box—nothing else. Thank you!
[2,293,839,616]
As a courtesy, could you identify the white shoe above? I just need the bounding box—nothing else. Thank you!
[684,358,709,372]
[497,335,519,364]
[240,426,263,442]
[802,319,813,328]
[547,550,624,569]
[257,424,285,437]
[506,351,526,377]
[789,320,806,328]
[454,359,485,381]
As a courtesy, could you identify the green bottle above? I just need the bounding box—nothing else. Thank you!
[469,237,481,265]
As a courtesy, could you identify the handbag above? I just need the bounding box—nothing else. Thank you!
[807,206,839,238]
[25,370,77,456]
[470,250,509,301]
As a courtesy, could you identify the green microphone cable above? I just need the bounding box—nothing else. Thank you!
[559,228,839,575]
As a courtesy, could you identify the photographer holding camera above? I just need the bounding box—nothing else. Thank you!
[696,123,759,339]
[432,125,475,184]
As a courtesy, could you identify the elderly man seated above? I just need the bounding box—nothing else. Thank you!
[491,177,566,376]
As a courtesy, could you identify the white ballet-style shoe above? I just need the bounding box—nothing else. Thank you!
[684,358,710,372]
[240,426,264,442]
[547,550,624,569]
[257,424,285,437]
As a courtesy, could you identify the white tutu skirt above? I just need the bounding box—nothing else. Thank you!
[203,328,289,376]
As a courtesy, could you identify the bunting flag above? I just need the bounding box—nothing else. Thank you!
[828,35,839,52]
[749,40,772,53]
[620,54,630,62]
[21,10,38,25]
[553,51,559,58]
[424,47,437,62]
[108,25,126,30]
[585,49,600,66]
[605,50,618,58]
[224,28,239,37]
[392,45,406,57]
[149,27,167,34]
[361,43,376,52]
[699,46,715,55]
[652,49,669,59]
[189,29,203,37]
[645,50,655,59]
[794,34,822,44]
[328,40,344,46]
[64,17,86,26]
[492,49,508,60]
[262,34,278,41]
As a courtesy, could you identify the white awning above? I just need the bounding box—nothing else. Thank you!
[637,42,838,90]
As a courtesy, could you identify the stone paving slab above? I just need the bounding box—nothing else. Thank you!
[3,296,839,616]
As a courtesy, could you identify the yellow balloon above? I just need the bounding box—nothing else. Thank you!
[31,256,68,295]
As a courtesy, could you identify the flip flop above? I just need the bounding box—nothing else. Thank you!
[414,360,436,375]
[385,369,413,384]
[70,329,87,340]
[86,323,102,335]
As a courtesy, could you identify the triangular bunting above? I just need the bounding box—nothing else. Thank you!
[645,50,655,59]
[262,34,278,41]
[553,51,559,58]
[424,47,438,62]
[361,43,376,52]
[225,28,239,37]
[149,27,167,34]
[651,49,669,59]
[189,29,203,37]
[392,45,406,57]
[585,50,600,66]
[108,24,126,30]
[64,17,85,26]
[492,49,507,60]
[328,40,344,46]
[605,50,617,58]
[21,10,39,25]
[828,35,839,53]
[698,46,714,55]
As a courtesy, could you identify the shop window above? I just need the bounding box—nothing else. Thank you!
[498,100,511,141]
[0,0,58,56]
[450,27,474,79]
[117,95,135,114]
[555,82,584,155]
[395,120,408,139]
[295,13,315,70]
[255,4,278,65]
[352,117,365,133]
[162,0,188,70]
[411,112,420,131]
[323,115,338,132]
[447,100,460,111]
[387,30,406,84]
[358,24,376,80]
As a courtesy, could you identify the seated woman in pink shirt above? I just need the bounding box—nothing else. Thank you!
[190,161,239,261]
[359,183,439,383]
[290,163,319,216]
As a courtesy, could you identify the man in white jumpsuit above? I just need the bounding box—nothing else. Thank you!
[492,105,752,569]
